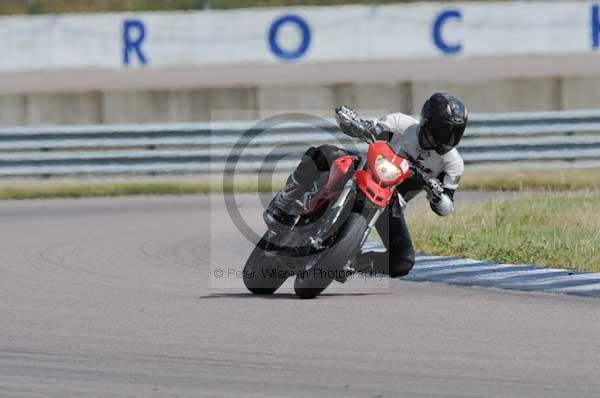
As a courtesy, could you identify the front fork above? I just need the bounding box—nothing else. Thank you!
[351,190,405,269]
[360,205,385,248]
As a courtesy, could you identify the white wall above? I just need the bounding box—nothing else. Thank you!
[2,2,600,125]
[0,1,597,72]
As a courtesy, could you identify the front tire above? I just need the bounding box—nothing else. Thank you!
[243,235,289,295]
[294,212,368,299]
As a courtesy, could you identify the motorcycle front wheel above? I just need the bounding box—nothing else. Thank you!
[294,212,368,299]
[242,233,292,295]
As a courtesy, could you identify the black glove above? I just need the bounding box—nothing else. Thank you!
[335,105,375,138]
[425,177,444,203]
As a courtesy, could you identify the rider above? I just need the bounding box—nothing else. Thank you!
[266,93,467,277]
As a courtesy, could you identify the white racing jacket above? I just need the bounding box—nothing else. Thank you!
[372,112,464,216]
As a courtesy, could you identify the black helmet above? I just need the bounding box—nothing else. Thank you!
[418,93,468,155]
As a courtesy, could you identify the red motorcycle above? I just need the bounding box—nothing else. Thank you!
[243,110,419,299]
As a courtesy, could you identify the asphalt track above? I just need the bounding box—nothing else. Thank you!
[1,193,599,397]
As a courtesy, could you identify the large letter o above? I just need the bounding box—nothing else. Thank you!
[268,14,311,61]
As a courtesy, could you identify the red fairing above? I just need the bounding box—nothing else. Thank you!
[333,155,357,176]
[355,170,394,207]
[308,155,358,213]
[356,142,411,208]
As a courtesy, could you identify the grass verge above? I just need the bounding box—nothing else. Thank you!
[461,168,600,191]
[0,179,278,200]
[1,0,464,15]
[406,193,600,273]
[1,167,599,200]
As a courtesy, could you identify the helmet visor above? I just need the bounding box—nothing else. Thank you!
[422,121,464,154]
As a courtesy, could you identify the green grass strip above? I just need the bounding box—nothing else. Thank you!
[460,168,600,192]
[0,167,599,200]
[0,180,277,200]
[407,193,600,273]
[1,0,462,15]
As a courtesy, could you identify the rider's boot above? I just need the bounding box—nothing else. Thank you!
[266,174,310,223]
[265,149,323,226]
[335,251,414,282]
[335,253,376,283]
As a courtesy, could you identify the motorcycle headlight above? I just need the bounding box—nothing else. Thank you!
[374,155,401,182]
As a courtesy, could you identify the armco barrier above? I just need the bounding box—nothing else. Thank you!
[1,110,600,177]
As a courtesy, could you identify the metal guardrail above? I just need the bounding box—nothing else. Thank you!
[1,110,600,177]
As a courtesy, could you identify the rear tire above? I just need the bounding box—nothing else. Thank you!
[294,212,368,299]
[243,235,289,295]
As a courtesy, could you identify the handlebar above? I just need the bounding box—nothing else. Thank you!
[335,106,443,199]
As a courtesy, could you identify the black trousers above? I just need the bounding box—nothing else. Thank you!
[292,145,416,277]
[365,207,416,277]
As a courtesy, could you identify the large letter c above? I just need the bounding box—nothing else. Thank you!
[433,9,463,55]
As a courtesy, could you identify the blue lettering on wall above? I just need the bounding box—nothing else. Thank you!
[592,4,600,49]
[268,14,311,61]
[123,19,148,65]
[432,9,463,55]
